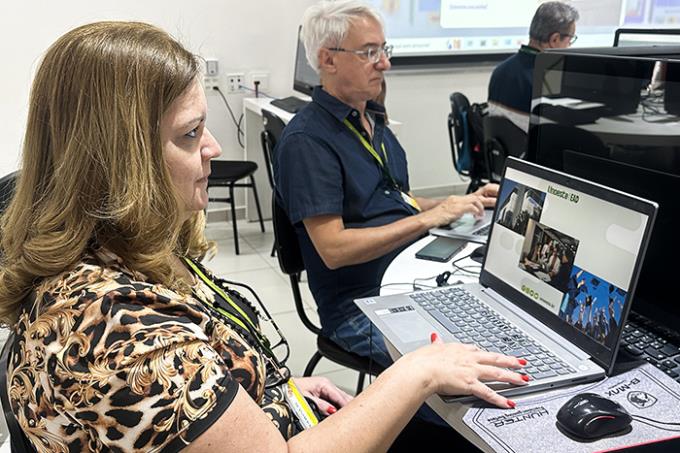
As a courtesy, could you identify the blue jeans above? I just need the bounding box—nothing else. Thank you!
[330,312,449,427]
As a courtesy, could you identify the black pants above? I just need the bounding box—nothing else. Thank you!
[389,416,482,452]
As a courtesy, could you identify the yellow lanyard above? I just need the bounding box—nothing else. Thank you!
[343,117,420,212]
[343,118,388,167]
[183,258,274,355]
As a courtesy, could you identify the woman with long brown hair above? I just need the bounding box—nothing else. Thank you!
[0,21,527,452]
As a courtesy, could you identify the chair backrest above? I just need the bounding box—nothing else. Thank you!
[0,171,18,215]
[260,110,287,189]
[1,333,37,452]
[271,194,321,335]
[483,115,528,182]
[447,92,472,176]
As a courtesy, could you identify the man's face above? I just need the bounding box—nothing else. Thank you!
[331,16,391,102]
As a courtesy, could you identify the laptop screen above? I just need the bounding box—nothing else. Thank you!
[481,159,657,371]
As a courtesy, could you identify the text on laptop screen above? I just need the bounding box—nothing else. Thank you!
[484,167,650,349]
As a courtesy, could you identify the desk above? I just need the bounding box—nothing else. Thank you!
[381,237,675,452]
[381,235,499,452]
[242,96,402,221]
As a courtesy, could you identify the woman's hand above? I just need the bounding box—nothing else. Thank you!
[294,376,353,416]
[409,333,529,409]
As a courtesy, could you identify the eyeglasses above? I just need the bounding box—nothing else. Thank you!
[561,33,578,45]
[327,44,393,63]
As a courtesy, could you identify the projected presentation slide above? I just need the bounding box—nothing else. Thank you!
[370,0,680,56]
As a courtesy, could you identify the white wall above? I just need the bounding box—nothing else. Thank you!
[1,1,492,203]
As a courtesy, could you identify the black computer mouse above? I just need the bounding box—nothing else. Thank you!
[556,393,632,441]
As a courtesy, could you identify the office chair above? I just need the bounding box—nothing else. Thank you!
[0,172,35,452]
[448,92,488,193]
[260,110,287,257]
[483,115,528,182]
[1,333,36,453]
[207,160,265,255]
[260,109,286,189]
[0,172,17,214]
[271,195,386,394]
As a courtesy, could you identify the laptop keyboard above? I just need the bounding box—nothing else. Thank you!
[473,224,491,236]
[409,287,577,381]
[620,312,680,384]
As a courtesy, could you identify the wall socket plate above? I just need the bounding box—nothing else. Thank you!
[204,58,220,91]
[227,73,245,93]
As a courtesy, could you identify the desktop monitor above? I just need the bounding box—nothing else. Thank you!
[293,26,320,96]
[528,47,680,330]
[614,28,680,47]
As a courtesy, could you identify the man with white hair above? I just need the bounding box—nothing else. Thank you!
[488,1,580,131]
[275,0,498,370]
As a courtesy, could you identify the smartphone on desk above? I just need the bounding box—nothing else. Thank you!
[415,237,467,262]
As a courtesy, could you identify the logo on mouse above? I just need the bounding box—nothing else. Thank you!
[627,391,657,409]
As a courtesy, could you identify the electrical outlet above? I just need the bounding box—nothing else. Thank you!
[204,58,220,91]
[227,72,245,93]
[204,76,219,91]
[248,72,269,91]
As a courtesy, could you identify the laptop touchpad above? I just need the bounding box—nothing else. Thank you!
[376,306,432,345]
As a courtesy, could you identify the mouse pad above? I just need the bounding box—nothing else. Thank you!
[462,364,680,452]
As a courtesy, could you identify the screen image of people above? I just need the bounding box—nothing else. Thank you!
[484,167,649,350]
[558,266,627,348]
[496,180,545,236]
[518,220,579,292]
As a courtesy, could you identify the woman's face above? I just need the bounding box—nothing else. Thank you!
[161,79,221,219]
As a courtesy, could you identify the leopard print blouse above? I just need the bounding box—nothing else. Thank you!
[6,249,297,452]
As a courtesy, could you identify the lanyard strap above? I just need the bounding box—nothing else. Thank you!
[343,118,402,191]
[183,258,275,357]
[343,118,388,166]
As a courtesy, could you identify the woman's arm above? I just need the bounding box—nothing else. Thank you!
[185,341,527,453]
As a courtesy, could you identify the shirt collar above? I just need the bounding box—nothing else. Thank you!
[520,44,541,55]
[312,85,386,123]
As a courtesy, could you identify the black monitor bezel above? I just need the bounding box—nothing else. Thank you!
[614,28,680,47]
[479,158,657,375]
[293,26,318,96]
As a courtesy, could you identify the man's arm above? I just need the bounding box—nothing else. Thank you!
[303,193,487,269]
[413,183,499,213]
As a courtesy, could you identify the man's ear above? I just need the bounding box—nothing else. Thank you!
[547,31,562,48]
[317,48,337,74]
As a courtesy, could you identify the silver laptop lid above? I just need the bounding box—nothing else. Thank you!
[480,158,658,375]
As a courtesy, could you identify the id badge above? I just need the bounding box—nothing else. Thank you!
[284,379,319,430]
[400,191,421,212]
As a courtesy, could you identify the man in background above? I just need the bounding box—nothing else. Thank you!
[488,1,580,131]
[275,0,498,368]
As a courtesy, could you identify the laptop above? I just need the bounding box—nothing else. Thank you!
[430,209,494,244]
[357,157,658,400]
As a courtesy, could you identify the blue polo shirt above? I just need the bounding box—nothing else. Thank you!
[488,45,540,113]
[274,86,419,336]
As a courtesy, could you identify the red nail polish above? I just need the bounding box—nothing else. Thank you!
[522,374,530,382]
[430,332,438,343]
[518,358,527,366]
[507,400,516,409]
[327,406,337,415]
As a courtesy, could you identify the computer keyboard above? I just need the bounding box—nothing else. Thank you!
[270,96,310,114]
[409,287,576,381]
[473,224,491,236]
[620,312,680,383]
